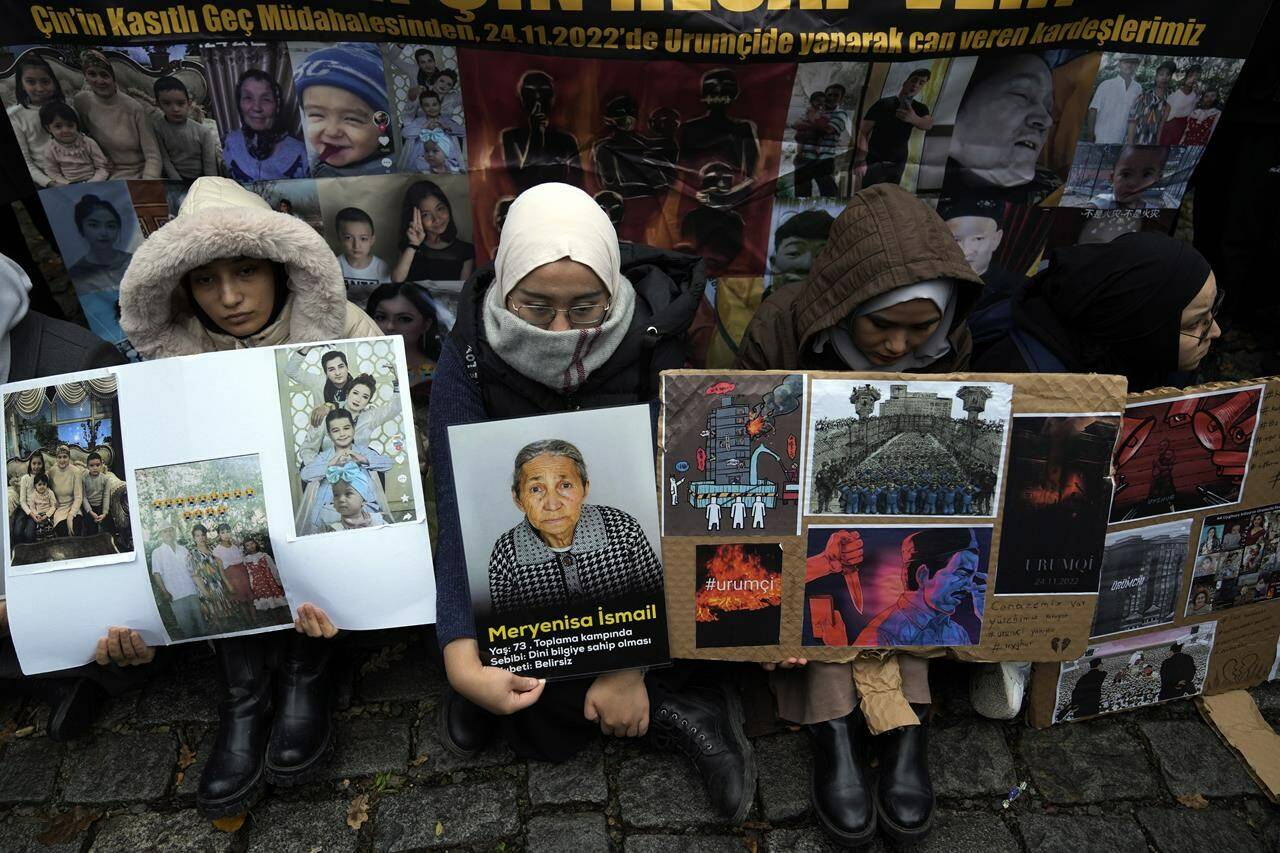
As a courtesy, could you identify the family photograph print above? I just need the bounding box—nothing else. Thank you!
[3,374,133,572]
[134,453,291,643]
[274,338,422,538]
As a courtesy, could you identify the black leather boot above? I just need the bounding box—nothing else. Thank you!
[807,711,876,846]
[650,684,756,825]
[874,703,934,843]
[198,637,271,818]
[438,686,497,758]
[45,678,105,743]
[265,632,333,786]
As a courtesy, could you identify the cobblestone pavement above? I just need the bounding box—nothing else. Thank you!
[1,630,1277,853]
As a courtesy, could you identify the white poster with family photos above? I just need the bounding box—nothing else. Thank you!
[2,338,434,674]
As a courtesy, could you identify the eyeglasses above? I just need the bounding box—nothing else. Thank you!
[506,298,611,329]
[1179,289,1225,342]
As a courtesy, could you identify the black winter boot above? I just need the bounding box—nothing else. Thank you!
[265,632,334,786]
[198,637,271,818]
[438,686,497,758]
[45,678,105,743]
[807,711,876,846]
[650,684,756,825]
[874,703,934,843]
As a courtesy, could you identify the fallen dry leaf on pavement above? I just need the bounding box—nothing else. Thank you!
[410,751,429,767]
[347,794,370,830]
[435,820,444,838]
[212,814,246,832]
[1176,793,1209,810]
[177,744,196,770]
[37,807,100,844]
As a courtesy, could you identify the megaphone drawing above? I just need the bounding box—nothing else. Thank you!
[1193,391,1257,451]
[1115,415,1155,467]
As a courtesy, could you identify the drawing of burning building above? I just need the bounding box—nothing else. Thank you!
[688,395,783,510]
[660,373,806,537]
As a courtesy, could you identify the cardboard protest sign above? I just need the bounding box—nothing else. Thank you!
[2,337,434,674]
[448,405,670,680]
[1029,376,1280,727]
[660,369,1129,664]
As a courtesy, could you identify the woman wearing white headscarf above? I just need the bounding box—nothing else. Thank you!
[736,184,984,848]
[428,183,756,824]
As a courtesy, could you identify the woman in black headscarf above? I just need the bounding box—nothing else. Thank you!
[970,230,1221,723]
[973,232,1221,391]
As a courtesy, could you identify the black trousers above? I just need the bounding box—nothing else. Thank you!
[863,160,905,188]
[0,636,150,696]
[80,512,115,537]
[794,157,839,197]
[499,661,723,763]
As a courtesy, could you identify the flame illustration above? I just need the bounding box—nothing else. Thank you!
[695,544,782,623]
[745,414,768,437]
[1021,472,1087,508]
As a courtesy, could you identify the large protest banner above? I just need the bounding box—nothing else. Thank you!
[0,0,1272,365]
[661,370,1280,721]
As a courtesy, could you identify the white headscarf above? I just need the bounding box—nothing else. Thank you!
[0,253,33,383]
[823,280,957,372]
[494,183,631,297]
[483,183,637,393]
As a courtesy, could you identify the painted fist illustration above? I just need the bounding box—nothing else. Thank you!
[823,530,863,575]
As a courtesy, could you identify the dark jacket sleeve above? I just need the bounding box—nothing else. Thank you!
[970,334,1030,374]
[427,336,488,651]
[732,294,798,371]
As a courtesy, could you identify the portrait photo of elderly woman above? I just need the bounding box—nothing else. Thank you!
[488,438,664,620]
[940,53,1066,204]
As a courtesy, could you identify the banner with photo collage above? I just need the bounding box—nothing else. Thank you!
[0,0,1273,368]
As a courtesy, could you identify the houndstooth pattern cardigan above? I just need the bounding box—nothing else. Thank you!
[487,504,663,619]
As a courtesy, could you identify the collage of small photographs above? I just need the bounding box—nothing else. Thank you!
[0,42,1247,370]
[1051,383,1272,723]
[663,373,1014,654]
[658,372,1277,724]
[1,337,421,647]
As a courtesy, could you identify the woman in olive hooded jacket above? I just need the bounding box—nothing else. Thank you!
[736,183,983,847]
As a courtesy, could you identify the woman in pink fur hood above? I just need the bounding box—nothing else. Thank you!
[117,176,380,818]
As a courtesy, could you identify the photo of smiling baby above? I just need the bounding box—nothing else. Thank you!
[290,42,394,177]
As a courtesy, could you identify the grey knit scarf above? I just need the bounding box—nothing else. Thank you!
[481,278,636,395]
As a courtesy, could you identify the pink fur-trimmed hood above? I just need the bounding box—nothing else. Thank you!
[119,177,372,359]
